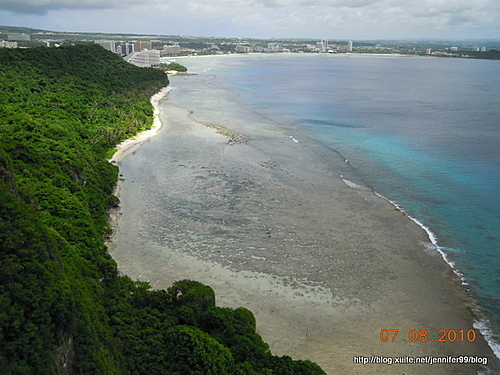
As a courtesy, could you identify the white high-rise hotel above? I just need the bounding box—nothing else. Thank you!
[317,38,328,52]
[321,38,328,52]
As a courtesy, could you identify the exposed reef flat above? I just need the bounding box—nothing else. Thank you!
[109,94,499,374]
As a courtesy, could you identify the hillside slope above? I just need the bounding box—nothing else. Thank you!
[0,45,325,374]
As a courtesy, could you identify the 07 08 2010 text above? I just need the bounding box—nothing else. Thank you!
[379,328,477,343]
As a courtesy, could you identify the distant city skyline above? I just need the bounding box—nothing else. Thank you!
[0,0,499,40]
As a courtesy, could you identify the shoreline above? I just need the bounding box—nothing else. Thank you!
[106,85,171,243]
[372,190,500,361]
[108,85,172,164]
[109,92,499,373]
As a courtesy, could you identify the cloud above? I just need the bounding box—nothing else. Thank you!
[0,0,153,14]
[0,0,498,39]
[1,0,496,18]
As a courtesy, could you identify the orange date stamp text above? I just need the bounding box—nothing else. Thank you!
[379,329,477,343]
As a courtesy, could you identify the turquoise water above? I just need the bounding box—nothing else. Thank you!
[172,54,500,355]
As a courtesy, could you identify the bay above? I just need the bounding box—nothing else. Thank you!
[172,53,500,356]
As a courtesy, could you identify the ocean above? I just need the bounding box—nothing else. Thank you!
[170,53,500,357]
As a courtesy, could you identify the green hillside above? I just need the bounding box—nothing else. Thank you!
[0,44,325,374]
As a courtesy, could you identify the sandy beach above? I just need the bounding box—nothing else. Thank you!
[109,86,172,164]
[108,87,499,374]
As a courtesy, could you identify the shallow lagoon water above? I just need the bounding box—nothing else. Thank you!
[173,54,500,352]
[111,54,500,372]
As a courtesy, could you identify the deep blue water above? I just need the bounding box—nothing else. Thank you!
[174,54,500,354]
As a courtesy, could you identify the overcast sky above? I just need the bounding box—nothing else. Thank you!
[0,0,499,40]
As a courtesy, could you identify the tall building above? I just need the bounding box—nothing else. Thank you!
[117,43,135,56]
[133,41,152,52]
[347,40,353,52]
[125,50,161,68]
[320,38,328,52]
[95,40,116,53]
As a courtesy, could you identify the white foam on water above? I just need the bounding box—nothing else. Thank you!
[342,178,364,190]
[474,319,500,362]
[372,191,500,364]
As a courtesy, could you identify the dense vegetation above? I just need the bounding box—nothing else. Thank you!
[0,45,325,374]
[163,62,188,72]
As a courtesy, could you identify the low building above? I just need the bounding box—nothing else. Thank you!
[0,40,18,48]
[162,44,181,56]
[267,43,283,52]
[236,44,253,53]
[8,33,30,41]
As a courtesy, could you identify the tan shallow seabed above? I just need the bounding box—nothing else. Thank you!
[109,93,499,374]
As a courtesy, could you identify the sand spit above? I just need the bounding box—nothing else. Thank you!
[187,109,250,145]
[110,97,499,374]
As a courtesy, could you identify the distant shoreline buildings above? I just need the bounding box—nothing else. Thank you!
[0,33,30,48]
[93,37,357,66]
[90,36,494,68]
[94,39,161,68]
[3,29,494,61]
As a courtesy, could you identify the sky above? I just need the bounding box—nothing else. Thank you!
[0,0,499,40]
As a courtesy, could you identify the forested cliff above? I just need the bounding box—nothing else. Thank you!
[0,45,325,374]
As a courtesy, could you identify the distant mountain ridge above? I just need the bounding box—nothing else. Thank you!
[0,25,50,34]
